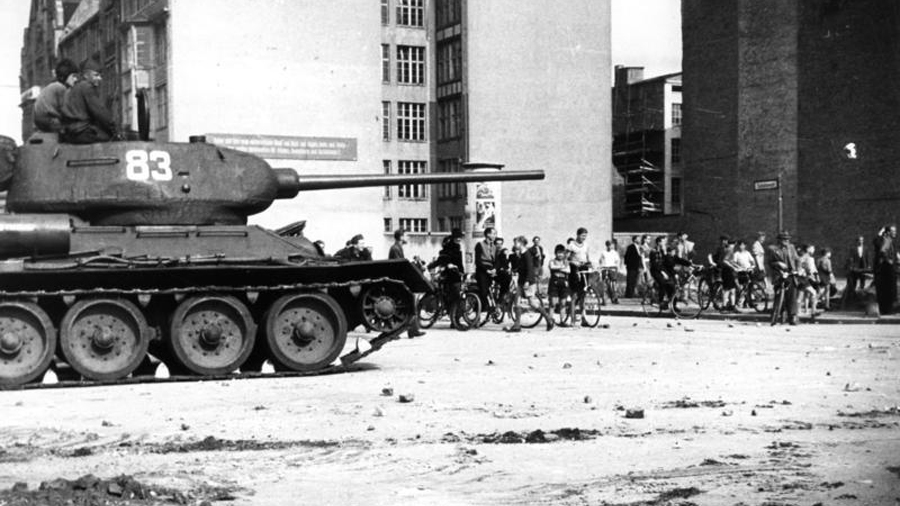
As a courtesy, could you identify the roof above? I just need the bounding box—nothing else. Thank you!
[630,71,682,86]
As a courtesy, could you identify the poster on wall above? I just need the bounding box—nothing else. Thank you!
[474,182,497,233]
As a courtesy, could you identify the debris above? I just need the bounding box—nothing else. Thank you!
[583,395,592,404]
[486,360,495,366]
[106,482,123,496]
[71,447,93,457]
[253,405,267,411]
[373,407,385,417]
[398,394,415,403]
[684,327,695,332]
[101,420,113,427]
[721,409,733,417]
[666,322,673,328]
[625,408,644,419]
[381,387,394,396]
[699,458,724,466]
[367,425,375,431]
[826,371,831,376]
[562,363,572,369]
[751,409,757,416]
[844,383,862,392]
[600,323,610,329]
[180,423,190,431]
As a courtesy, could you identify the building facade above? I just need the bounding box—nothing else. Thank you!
[679,0,900,266]
[20,0,612,260]
[612,67,682,218]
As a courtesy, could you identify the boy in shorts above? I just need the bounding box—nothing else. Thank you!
[548,244,571,326]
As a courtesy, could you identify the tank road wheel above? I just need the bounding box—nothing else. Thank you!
[60,298,149,381]
[169,295,256,375]
[265,293,347,371]
[0,302,57,386]
[360,283,413,333]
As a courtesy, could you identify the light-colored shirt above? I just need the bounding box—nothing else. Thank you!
[567,241,591,266]
[599,249,621,269]
[732,250,755,270]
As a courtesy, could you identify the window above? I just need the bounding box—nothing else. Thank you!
[449,216,463,231]
[436,0,461,27]
[381,0,390,24]
[400,218,428,233]
[671,102,682,126]
[398,160,427,199]
[155,84,167,129]
[396,0,424,27]
[396,45,425,85]
[437,217,446,232]
[438,97,461,140]
[437,38,462,84]
[383,218,393,233]
[382,101,391,141]
[381,44,390,83]
[438,158,466,199]
[383,160,392,199]
[671,177,682,209]
[671,138,681,164]
[397,102,426,141]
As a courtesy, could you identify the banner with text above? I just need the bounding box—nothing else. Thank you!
[206,134,357,161]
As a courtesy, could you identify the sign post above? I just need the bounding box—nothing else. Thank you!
[753,176,782,232]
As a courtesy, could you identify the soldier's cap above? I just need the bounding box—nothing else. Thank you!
[450,228,464,239]
[777,231,791,240]
[81,60,101,74]
[349,233,364,244]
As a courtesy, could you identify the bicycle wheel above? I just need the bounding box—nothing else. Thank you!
[640,284,662,316]
[518,293,545,329]
[417,293,440,329]
[710,282,726,311]
[453,292,482,331]
[672,276,703,319]
[748,282,769,313]
[581,287,602,327]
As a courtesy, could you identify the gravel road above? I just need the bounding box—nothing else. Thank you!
[1,317,899,505]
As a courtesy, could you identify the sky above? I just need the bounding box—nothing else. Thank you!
[0,0,681,144]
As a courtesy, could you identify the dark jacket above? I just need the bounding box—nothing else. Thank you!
[845,245,870,273]
[62,80,117,137]
[428,241,464,283]
[335,246,372,261]
[624,243,642,270]
[650,249,689,280]
[515,248,538,286]
[388,242,405,260]
[766,243,800,275]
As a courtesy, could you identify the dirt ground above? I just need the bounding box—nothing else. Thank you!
[1,317,899,505]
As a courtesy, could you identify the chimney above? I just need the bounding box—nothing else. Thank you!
[614,65,644,88]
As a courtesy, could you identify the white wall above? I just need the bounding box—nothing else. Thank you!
[168,0,388,256]
[466,0,613,255]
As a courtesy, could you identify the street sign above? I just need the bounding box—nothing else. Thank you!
[754,179,779,191]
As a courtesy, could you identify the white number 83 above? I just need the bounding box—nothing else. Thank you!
[125,150,173,181]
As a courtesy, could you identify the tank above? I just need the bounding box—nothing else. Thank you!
[0,133,544,386]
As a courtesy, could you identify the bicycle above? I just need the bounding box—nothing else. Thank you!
[598,267,619,304]
[570,269,602,327]
[640,264,706,319]
[770,271,800,325]
[709,269,769,313]
[417,269,482,331]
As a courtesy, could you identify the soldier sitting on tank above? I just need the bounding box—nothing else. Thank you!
[60,60,121,144]
[33,58,79,134]
[335,234,373,261]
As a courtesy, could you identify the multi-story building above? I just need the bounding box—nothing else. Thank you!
[611,66,682,218]
[680,0,900,266]
[20,0,612,259]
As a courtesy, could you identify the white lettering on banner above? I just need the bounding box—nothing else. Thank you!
[125,150,174,182]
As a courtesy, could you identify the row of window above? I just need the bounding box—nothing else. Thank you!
[436,37,462,84]
[383,160,428,200]
[384,217,429,233]
[382,44,426,85]
[382,101,427,141]
[381,0,425,27]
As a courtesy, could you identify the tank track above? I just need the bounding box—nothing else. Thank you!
[0,276,412,390]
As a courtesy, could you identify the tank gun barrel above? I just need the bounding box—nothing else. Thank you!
[273,169,545,199]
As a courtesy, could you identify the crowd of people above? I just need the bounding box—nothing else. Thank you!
[375,223,899,332]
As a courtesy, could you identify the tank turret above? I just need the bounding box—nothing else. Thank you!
[4,133,542,226]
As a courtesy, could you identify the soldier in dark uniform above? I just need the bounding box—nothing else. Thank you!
[873,225,898,315]
[61,60,120,144]
[387,229,425,337]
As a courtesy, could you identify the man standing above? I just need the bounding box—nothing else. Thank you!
[61,60,119,144]
[388,229,425,337]
[505,236,553,333]
[751,232,769,291]
[474,227,497,315]
[567,227,594,326]
[624,235,642,298]
[844,236,870,295]
[598,240,621,304]
[873,225,898,316]
[33,58,79,133]
[529,236,546,278]
[674,231,695,262]
[767,231,801,325]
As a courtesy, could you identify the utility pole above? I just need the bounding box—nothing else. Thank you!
[777,172,783,232]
